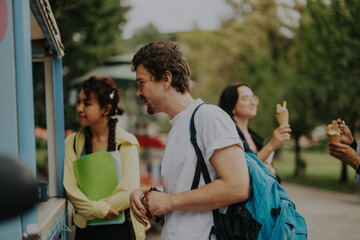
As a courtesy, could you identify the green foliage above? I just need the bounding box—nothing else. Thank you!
[50,0,129,79]
[295,0,360,130]
[117,23,172,58]
[131,23,171,49]
[178,0,360,178]
[180,0,297,138]
[49,0,130,130]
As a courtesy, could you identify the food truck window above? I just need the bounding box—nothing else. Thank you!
[33,62,48,182]
[32,55,60,198]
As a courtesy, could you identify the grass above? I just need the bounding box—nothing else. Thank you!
[273,149,360,195]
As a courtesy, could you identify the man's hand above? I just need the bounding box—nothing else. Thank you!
[336,119,354,145]
[130,189,150,226]
[329,142,360,169]
[103,208,119,220]
[146,191,172,217]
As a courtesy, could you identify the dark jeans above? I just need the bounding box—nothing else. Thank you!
[75,223,132,240]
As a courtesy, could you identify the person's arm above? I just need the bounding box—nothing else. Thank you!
[106,144,140,211]
[145,144,249,217]
[329,142,360,170]
[257,124,291,162]
[63,135,110,219]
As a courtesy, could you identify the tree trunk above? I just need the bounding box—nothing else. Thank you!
[294,134,304,177]
[340,162,348,183]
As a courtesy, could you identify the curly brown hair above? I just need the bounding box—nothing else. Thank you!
[131,41,191,93]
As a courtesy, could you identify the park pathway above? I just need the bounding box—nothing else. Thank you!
[146,182,360,240]
[282,183,360,240]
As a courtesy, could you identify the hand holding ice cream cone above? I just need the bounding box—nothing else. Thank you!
[276,101,289,126]
[326,120,341,143]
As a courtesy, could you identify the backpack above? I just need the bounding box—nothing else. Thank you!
[190,103,308,240]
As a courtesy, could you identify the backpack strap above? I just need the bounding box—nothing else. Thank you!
[190,103,251,240]
[189,103,221,225]
[190,103,214,190]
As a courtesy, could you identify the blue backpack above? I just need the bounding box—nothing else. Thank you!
[190,103,308,240]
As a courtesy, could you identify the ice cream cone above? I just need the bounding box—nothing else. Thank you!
[275,101,289,126]
[326,133,340,143]
[326,120,341,143]
[276,111,289,126]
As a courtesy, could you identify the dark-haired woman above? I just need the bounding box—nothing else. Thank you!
[63,76,147,240]
[219,83,291,182]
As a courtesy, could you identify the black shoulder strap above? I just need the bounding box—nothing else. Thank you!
[190,103,213,190]
[189,102,220,225]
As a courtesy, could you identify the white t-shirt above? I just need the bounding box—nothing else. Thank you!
[160,99,244,240]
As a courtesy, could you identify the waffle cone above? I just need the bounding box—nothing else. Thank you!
[276,112,289,126]
[326,133,340,143]
[326,120,341,143]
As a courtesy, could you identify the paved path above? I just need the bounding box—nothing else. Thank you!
[282,183,360,240]
[146,183,360,240]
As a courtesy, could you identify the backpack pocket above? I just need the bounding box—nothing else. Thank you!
[284,209,307,240]
[211,205,262,240]
[270,201,308,240]
[293,212,307,239]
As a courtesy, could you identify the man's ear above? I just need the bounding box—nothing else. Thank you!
[162,71,172,88]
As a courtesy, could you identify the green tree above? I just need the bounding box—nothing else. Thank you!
[131,23,170,48]
[48,0,130,129]
[117,22,171,55]
[295,0,360,181]
[180,0,315,177]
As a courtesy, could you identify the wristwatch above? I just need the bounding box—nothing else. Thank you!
[350,139,357,151]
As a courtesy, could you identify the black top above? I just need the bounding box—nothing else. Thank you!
[236,127,264,153]
[237,126,281,183]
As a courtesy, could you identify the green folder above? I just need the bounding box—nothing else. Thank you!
[73,150,124,225]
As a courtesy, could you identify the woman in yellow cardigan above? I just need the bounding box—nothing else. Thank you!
[63,76,147,240]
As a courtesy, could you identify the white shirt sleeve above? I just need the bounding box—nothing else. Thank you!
[195,104,243,162]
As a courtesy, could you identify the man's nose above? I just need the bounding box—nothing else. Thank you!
[136,88,141,97]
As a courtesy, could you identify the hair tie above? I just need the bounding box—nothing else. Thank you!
[110,109,118,119]
[109,90,115,100]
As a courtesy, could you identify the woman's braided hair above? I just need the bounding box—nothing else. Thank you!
[81,76,124,154]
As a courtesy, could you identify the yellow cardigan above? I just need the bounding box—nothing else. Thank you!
[63,127,148,239]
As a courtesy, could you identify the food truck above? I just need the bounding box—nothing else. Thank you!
[0,0,67,239]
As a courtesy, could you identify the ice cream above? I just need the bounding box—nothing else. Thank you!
[276,101,289,126]
[326,120,341,143]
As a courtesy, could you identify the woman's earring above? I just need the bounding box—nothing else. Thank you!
[232,110,236,115]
